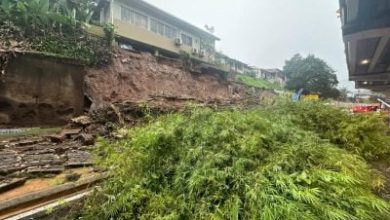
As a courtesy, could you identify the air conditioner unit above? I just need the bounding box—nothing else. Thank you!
[175,38,182,46]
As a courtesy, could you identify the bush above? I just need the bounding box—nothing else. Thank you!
[235,74,281,90]
[275,101,390,160]
[82,107,390,220]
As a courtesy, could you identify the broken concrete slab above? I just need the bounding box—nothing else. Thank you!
[0,178,27,193]
[66,151,93,167]
[17,140,39,147]
[47,135,66,144]
[23,154,63,167]
[77,133,95,146]
[0,137,91,179]
[27,165,65,174]
[60,128,82,139]
[0,151,24,175]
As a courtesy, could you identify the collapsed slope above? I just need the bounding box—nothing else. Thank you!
[85,50,273,108]
[82,103,390,220]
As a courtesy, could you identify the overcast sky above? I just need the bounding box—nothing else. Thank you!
[145,0,354,89]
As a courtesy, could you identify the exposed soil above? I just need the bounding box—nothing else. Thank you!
[85,49,273,109]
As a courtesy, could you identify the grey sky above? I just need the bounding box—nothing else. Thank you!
[145,0,354,89]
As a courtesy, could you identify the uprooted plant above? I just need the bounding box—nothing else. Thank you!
[274,101,390,160]
[81,104,390,220]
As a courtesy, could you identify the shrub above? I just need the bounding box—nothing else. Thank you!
[235,74,281,90]
[82,108,390,220]
[274,101,390,160]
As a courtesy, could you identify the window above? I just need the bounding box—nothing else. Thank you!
[151,18,177,39]
[181,33,193,47]
[135,12,148,29]
[165,25,177,39]
[121,6,148,29]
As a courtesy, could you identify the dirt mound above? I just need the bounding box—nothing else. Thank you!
[85,49,273,109]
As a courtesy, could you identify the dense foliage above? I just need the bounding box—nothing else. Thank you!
[235,74,281,90]
[0,0,113,65]
[82,103,390,220]
[276,101,390,160]
[283,54,340,99]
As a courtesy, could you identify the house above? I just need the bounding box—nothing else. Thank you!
[215,52,253,74]
[255,68,286,86]
[96,0,220,63]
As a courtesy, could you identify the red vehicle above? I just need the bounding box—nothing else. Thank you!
[352,104,379,113]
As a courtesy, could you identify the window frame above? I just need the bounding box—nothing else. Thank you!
[181,33,193,47]
[150,18,178,39]
[120,5,148,29]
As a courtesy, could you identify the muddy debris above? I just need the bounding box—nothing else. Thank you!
[77,133,95,146]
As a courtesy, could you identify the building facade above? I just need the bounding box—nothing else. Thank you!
[255,68,286,86]
[215,52,252,74]
[97,0,219,63]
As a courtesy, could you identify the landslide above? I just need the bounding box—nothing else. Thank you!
[85,49,274,108]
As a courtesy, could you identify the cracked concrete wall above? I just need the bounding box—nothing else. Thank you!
[0,54,85,127]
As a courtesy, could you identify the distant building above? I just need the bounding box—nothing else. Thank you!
[215,52,252,74]
[255,68,286,86]
[97,0,220,63]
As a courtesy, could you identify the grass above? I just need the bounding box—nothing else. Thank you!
[0,127,62,139]
[235,74,282,90]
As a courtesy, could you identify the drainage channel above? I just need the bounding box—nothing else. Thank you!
[0,173,108,220]
[5,190,92,220]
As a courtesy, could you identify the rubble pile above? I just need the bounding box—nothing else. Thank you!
[0,138,93,178]
[0,128,95,193]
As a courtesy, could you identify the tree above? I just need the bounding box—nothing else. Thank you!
[283,54,339,99]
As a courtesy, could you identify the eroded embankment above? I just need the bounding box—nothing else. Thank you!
[0,49,274,128]
[85,50,274,109]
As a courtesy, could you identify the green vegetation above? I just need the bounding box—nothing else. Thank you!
[0,0,113,65]
[276,101,390,160]
[283,54,340,98]
[82,102,390,220]
[0,127,62,138]
[235,74,281,90]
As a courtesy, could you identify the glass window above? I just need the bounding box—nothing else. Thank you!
[181,33,193,47]
[165,25,177,39]
[121,6,148,29]
[157,21,164,36]
[121,7,134,23]
[150,18,177,39]
[150,19,158,33]
[134,12,148,29]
